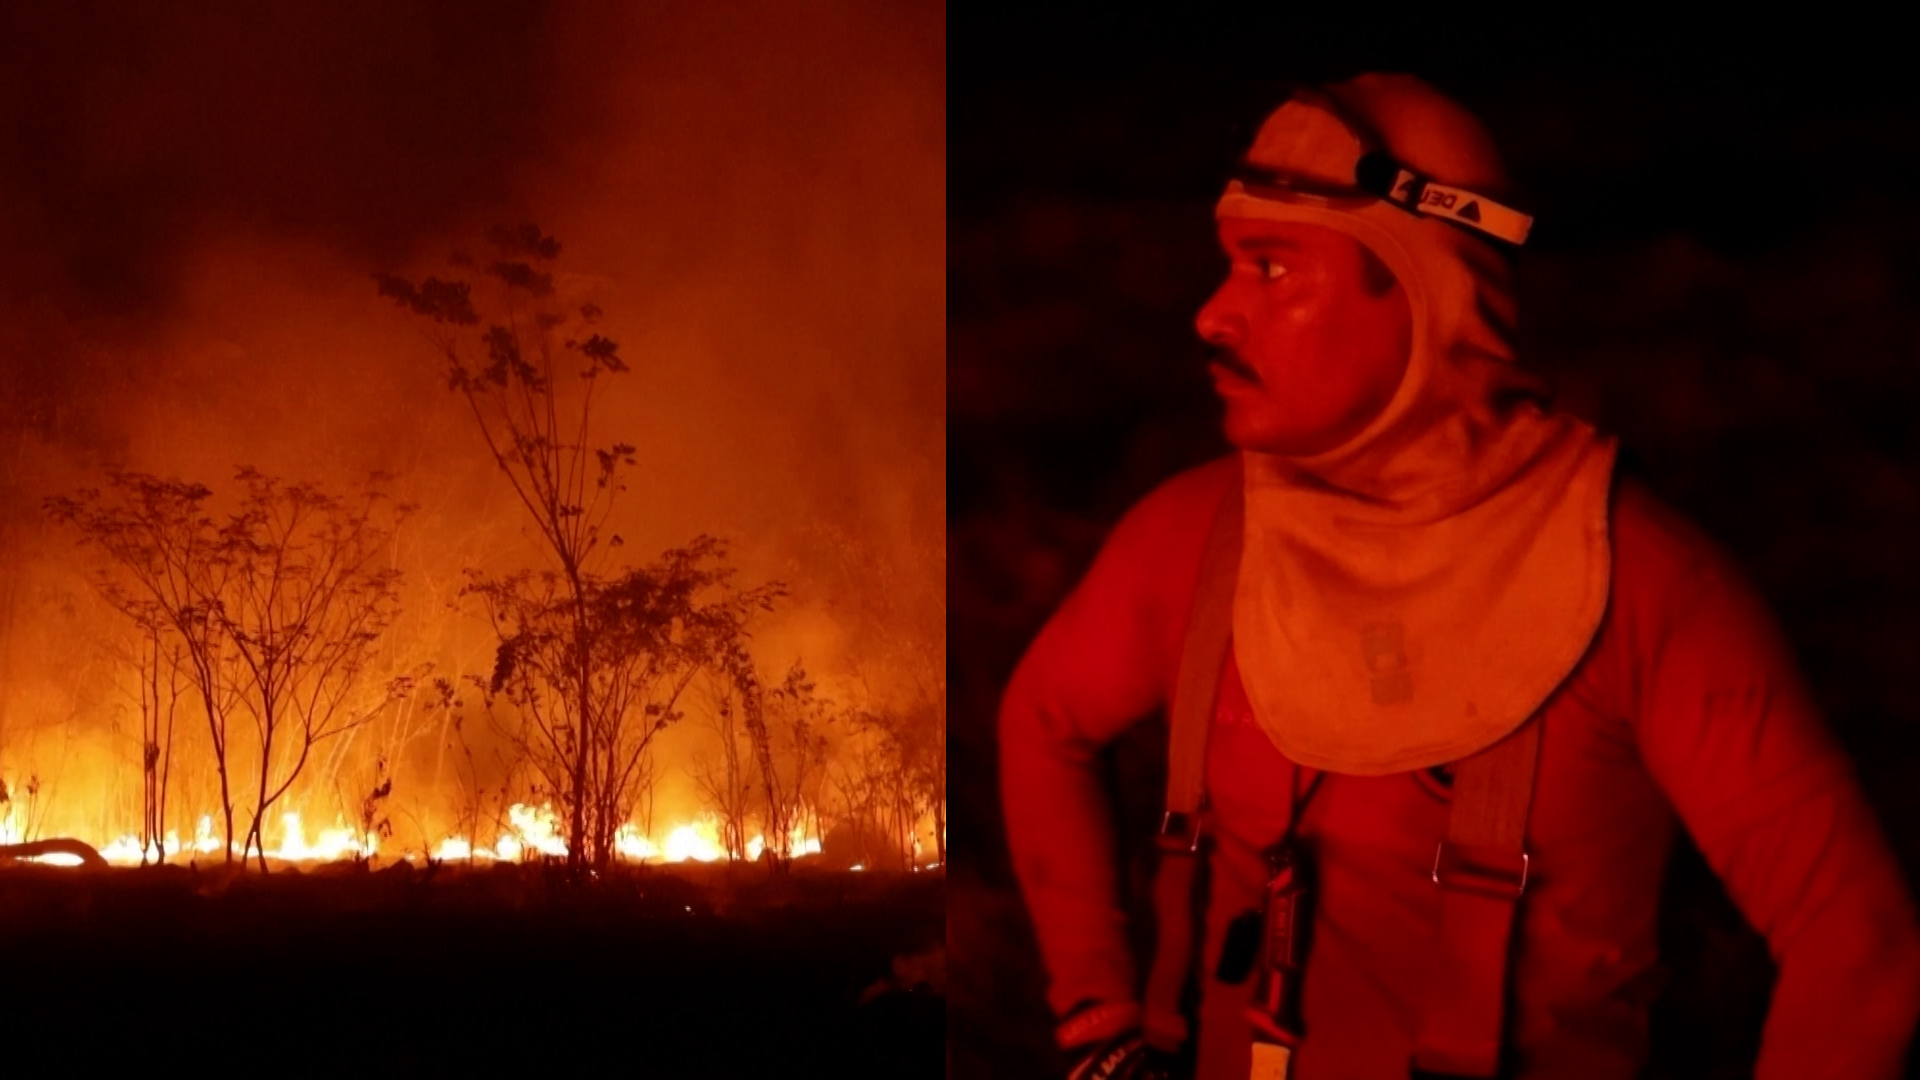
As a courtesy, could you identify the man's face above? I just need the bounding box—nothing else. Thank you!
[1196,218,1413,456]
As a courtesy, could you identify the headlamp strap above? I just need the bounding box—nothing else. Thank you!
[1357,151,1534,247]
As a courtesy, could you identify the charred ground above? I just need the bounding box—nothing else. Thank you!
[0,861,944,1075]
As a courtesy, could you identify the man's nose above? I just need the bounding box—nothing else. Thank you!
[1195,286,1246,347]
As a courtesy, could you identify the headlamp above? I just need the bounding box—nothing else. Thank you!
[1226,87,1534,248]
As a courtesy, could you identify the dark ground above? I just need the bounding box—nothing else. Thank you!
[0,861,944,1076]
[953,17,1920,1080]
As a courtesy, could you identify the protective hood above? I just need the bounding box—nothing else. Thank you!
[1223,74,1617,776]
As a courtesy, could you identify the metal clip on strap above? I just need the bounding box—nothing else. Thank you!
[1431,840,1528,900]
[1411,719,1542,1079]
[1157,811,1202,855]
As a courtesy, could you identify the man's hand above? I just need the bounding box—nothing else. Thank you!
[1060,1001,1178,1080]
[1066,1030,1172,1080]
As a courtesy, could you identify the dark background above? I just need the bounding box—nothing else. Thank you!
[951,17,1920,1079]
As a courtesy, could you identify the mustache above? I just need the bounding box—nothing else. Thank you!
[1208,345,1261,383]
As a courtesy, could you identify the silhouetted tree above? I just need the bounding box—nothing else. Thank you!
[466,536,777,869]
[49,470,416,868]
[48,475,242,859]
[689,670,756,862]
[109,610,187,864]
[798,518,947,867]
[379,226,782,873]
[760,660,831,863]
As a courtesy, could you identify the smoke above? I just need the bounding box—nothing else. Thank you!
[0,1,944,840]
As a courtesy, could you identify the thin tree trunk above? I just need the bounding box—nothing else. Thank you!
[214,706,234,865]
[255,699,275,872]
[569,570,591,876]
[158,647,179,865]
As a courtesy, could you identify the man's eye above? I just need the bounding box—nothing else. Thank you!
[1257,258,1287,281]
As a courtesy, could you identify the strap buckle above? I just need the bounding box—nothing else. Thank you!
[1430,839,1528,899]
[1156,810,1202,854]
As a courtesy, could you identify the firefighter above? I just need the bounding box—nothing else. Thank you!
[999,73,1920,1079]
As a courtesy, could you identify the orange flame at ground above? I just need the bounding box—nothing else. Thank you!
[417,804,823,866]
[10,798,835,870]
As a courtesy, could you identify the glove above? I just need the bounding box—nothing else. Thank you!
[1066,1031,1172,1080]
[1059,1001,1178,1080]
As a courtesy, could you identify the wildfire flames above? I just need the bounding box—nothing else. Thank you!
[0,4,946,886]
[2,800,847,869]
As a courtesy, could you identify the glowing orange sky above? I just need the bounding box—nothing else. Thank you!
[0,0,945,844]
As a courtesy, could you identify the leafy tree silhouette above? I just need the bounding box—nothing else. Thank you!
[49,471,414,868]
[379,226,780,873]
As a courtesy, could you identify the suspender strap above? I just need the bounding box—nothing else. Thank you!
[1411,717,1543,1078]
[1142,842,1201,1051]
[1142,472,1244,1051]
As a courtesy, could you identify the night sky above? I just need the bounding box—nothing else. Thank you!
[953,18,1920,1078]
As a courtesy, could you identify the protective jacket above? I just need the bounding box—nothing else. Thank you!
[1001,459,1920,1078]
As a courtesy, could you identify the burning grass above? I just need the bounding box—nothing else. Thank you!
[17,805,832,869]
